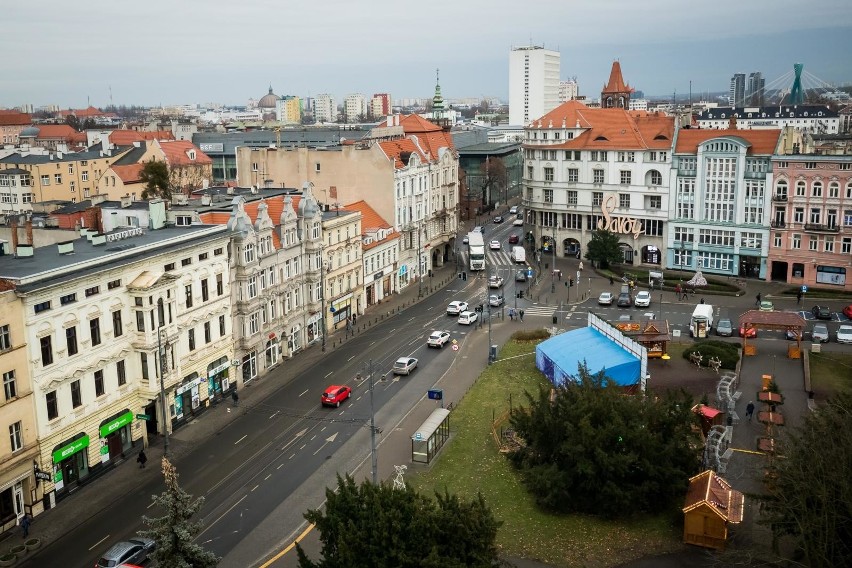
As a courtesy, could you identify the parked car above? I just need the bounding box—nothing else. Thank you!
[598,292,614,306]
[785,328,801,340]
[447,300,468,315]
[759,300,774,312]
[489,294,504,307]
[617,292,632,307]
[392,357,418,375]
[493,215,504,223]
[836,325,852,344]
[462,235,469,245]
[811,323,829,343]
[458,311,479,325]
[321,385,352,407]
[96,538,156,568]
[812,305,832,320]
[426,330,451,348]
[488,275,504,289]
[508,233,520,244]
[634,291,651,307]
[515,270,528,282]
[512,218,524,226]
[716,319,733,337]
[739,324,757,338]
[489,239,501,250]
[843,305,852,319]
[509,205,518,214]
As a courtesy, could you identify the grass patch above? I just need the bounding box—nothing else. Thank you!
[809,352,852,400]
[409,337,682,567]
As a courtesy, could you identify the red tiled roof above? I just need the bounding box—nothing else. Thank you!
[379,138,428,168]
[109,130,174,145]
[112,164,144,184]
[399,114,443,134]
[56,106,115,118]
[200,195,302,229]
[199,212,231,224]
[26,124,78,140]
[158,141,212,166]
[602,61,632,94]
[527,101,674,150]
[344,200,399,250]
[675,129,781,155]
[0,111,32,126]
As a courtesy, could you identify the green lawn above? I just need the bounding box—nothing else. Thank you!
[809,351,852,400]
[409,338,682,567]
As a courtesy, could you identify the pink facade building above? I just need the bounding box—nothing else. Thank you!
[767,155,852,291]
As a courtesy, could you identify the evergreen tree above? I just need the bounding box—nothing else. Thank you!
[140,160,173,200]
[140,458,219,568]
[584,229,623,269]
[297,474,500,568]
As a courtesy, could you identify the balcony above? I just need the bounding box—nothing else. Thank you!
[772,194,787,202]
[770,220,787,229]
[804,223,840,233]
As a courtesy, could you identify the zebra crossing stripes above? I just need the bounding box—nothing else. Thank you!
[460,251,524,267]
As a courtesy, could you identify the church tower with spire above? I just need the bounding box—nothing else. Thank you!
[431,68,451,131]
[601,61,633,109]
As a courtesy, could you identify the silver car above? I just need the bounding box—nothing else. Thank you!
[392,357,418,375]
[716,319,733,337]
[812,323,829,343]
[96,537,156,567]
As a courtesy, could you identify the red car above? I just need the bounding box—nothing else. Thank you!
[843,305,852,319]
[508,233,520,244]
[321,385,352,407]
[739,324,757,338]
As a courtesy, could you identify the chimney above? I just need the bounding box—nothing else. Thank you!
[91,193,107,206]
[10,217,18,254]
[120,194,133,208]
[25,216,33,246]
[201,194,212,206]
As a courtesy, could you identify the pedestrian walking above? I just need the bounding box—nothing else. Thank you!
[609,275,614,286]
[20,514,30,538]
[558,270,562,281]
[508,308,515,321]
[231,390,239,407]
[519,309,525,321]
[755,292,762,307]
[745,401,755,422]
[137,449,147,469]
[352,313,357,325]
[796,291,802,305]
[675,284,681,300]
[578,261,584,271]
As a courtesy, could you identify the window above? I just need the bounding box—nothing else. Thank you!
[0,325,11,350]
[188,329,196,351]
[252,162,259,172]
[112,310,123,337]
[219,315,226,337]
[85,286,100,297]
[527,165,533,179]
[810,208,821,224]
[181,257,192,267]
[216,273,224,295]
[46,391,58,420]
[71,380,82,408]
[795,181,806,196]
[619,193,630,208]
[566,191,578,205]
[543,167,554,181]
[248,312,260,335]
[34,301,52,314]
[214,247,224,256]
[176,215,192,226]
[674,227,694,242]
[3,370,16,400]
[136,311,145,332]
[90,318,101,346]
[825,236,834,253]
[592,192,603,207]
[809,236,819,251]
[593,169,604,184]
[94,370,105,397]
[247,276,258,298]
[201,279,209,302]
[40,336,53,366]
[204,321,212,343]
[620,170,631,185]
[60,293,77,305]
[792,234,801,249]
[81,171,88,181]
[812,181,822,197]
[794,207,804,224]
[164,263,176,271]
[185,284,193,308]
[842,237,851,254]
[543,189,553,203]
[618,151,635,162]
[141,353,149,381]
[66,326,78,356]
[9,422,22,452]
[650,170,662,185]
[244,243,255,263]
[117,360,126,387]
[567,168,578,182]
[41,175,50,185]
[774,233,782,248]
[647,196,662,209]
[108,279,122,290]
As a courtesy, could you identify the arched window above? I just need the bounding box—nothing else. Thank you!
[648,170,662,186]
[812,180,822,197]
[828,181,839,198]
[795,180,806,197]
[775,179,788,199]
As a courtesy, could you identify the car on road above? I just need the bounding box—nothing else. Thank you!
[515,270,528,282]
[843,305,852,319]
[759,300,774,311]
[785,328,801,340]
[447,300,468,315]
[617,292,632,307]
[426,330,451,348]
[321,385,352,407]
[392,357,418,375]
[739,324,757,338]
[493,215,504,223]
[716,318,733,337]
[96,537,156,568]
[634,291,651,307]
[598,292,614,305]
[508,233,520,244]
[812,305,832,320]
[812,323,829,343]
[489,239,501,250]
[512,218,524,226]
[489,294,504,307]
[458,310,478,325]
[488,275,504,288]
[462,235,469,245]
[509,205,518,214]
[836,325,852,344]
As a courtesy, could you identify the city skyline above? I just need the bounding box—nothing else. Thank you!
[3,0,852,109]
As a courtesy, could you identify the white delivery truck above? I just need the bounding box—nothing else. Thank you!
[511,246,526,264]
[689,304,714,338]
[467,232,486,271]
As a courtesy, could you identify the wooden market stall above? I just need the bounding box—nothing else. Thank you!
[613,319,671,358]
[738,310,806,357]
[682,470,744,550]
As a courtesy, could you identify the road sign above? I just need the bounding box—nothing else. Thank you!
[576,270,580,282]
[451,344,459,351]
[428,389,443,400]
[801,285,808,293]
[135,414,151,421]
[526,268,533,278]
[414,432,423,441]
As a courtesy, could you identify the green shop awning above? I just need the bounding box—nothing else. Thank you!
[52,434,90,463]
[99,410,134,438]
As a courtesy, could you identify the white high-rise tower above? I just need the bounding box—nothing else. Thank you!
[509,45,560,126]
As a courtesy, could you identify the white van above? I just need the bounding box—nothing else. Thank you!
[511,246,526,264]
[690,304,715,338]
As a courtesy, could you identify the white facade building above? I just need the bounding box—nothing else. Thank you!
[558,78,579,102]
[344,94,367,123]
[0,168,35,214]
[313,94,336,123]
[509,45,560,126]
[696,105,839,134]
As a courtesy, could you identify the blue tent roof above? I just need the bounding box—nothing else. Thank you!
[536,327,640,386]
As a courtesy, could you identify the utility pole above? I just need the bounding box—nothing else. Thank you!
[369,359,377,484]
[157,323,170,457]
[320,247,327,352]
[417,224,423,298]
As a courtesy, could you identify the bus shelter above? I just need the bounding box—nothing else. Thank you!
[411,408,450,464]
[738,310,806,357]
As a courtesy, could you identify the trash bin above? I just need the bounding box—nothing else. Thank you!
[489,345,497,363]
[552,315,558,324]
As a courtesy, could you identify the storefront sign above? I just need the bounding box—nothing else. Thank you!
[597,195,644,240]
[373,270,385,281]
[99,410,134,438]
[332,293,353,311]
[208,361,230,378]
[106,227,144,243]
[177,375,204,395]
[199,143,224,153]
[52,435,90,463]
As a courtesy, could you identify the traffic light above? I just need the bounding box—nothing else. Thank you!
[569,278,574,287]
[519,290,524,299]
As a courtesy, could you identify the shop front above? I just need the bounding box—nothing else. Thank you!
[398,264,409,288]
[99,410,135,463]
[208,356,231,399]
[52,433,90,496]
[290,323,303,353]
[173,373,206,427]
[331,294,352,327]
[306,315,321,347]
[241,351,257,384]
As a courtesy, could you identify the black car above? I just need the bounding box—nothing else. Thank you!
[493,216,504,224]
[811,305,832,320]
[617,292,632,307]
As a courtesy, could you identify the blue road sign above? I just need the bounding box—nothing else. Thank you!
[801,285,808,293]
[526,268,533,278]
[427,389,443,400]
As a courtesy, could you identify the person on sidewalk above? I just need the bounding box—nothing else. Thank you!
[609,275,614,286]
[796,291,802,305]
[745,401,755,422]
[519,309,524,322]
[508,308,515,321]
[231,390,239,407]
[675,284,681,300]
[20,513,30,538]
[137,449,147,469]
[755,292,762,307]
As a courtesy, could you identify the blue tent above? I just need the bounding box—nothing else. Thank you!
[536,327,641,386]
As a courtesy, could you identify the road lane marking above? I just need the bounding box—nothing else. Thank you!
[277,463,284,469]
[269,411,279,419]
[289,454,295,460]
[348,355,355,361]
[320,426,326,432]
[199,494,247,535]
[299,389,309,397]
[251,484,260,492]
[234,435,247,445]
[313,432,338,456]
[89,535,110,551]
[310,435,316,441]
[325,371,333,378]
[264,474,271,481]
[259,523,315,568]
[299,444,306,450]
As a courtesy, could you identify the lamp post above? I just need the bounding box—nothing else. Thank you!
[156,323,170,457]
[680,242,686,277]
[368,359,378,484]
[417,224,423,298]
[320,249,327,352]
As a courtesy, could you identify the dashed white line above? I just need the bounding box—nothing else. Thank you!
[310,435,316,441]
[299,389,309,397]
[348,355,355,361]
[264,474,271,481]
[320,426,326,432]
[251,484,260,492]
[89,535,110,551]
[299,444,306,450]
[324,371,333,378]
[277,463,284,470]
[269,411,279,419]
[234,435,247,445]
[289,453,296,460]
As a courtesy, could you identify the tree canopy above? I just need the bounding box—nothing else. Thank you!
[297,474,501,568]
[759,392,852,567]
[508,363,701,518]
[140,160,173,200]
[584,229,623,269]
[140,458,219,568]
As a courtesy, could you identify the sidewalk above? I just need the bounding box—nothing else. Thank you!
[11,262,459,559]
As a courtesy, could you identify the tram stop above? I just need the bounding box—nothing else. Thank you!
[411,408,450,464]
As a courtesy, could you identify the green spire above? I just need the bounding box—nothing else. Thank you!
[432,68,445,111]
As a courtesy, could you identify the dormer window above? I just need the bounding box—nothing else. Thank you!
[187,150,196,160]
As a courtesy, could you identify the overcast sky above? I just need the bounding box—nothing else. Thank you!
[3,0,851,109]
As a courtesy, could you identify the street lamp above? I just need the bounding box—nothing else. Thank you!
[156,316,170,457]
[320,249,328,352]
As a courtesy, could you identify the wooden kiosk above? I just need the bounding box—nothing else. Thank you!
[738,310,806,357]
[682,470,744,550]
[612,319,671,358]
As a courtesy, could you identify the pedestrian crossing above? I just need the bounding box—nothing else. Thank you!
[459,251,526,268]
